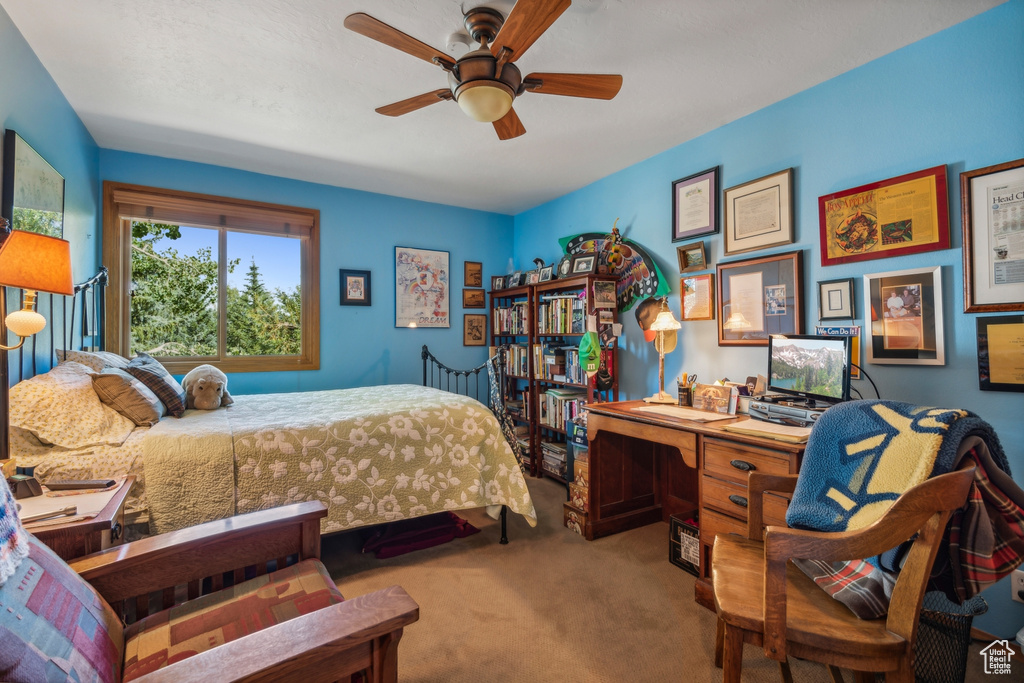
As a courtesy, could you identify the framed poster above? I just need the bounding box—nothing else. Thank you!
[464,314,487,346]
[817,277,855,321]
[862,265,944,365]
[819,165,949,267]
[672,166,719,242]
[339,269,371,306]
[464,261,482,287]
[716,250,802,346]
[676,241,707,273]
[976,315,1024,392]
[723,168,793,255]
[680,274,714,321]
[961,158,1024,312]
[395,246,449,328]
[463,288,485,308]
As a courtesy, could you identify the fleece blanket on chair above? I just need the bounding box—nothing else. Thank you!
[785,400,1021,619]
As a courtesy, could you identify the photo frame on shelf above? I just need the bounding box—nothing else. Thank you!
[463,314,487,346]
[507,271,523,287]
[723,168,793,255]
[395,246,449,328]
[592,280,616,309]
[2,129,65,237]
[817,277,855,321]
[716,250,802,346]
[538,265,554,282]
[339,269,371,306]
[960,158,1024,312]
[680,274,714,321]
[676,241,707,273]
[463,288,485,308]
[819,165,949,267]
[464,261,482,287]
[491,275,505,290]
[524,269,541,285]
[862,265,944,365]
[672,166,719,242]
[571,254,596,274]
[976,314,1024,392]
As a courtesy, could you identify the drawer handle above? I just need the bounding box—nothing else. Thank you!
[730,459,756,472]
[728,494,748,508]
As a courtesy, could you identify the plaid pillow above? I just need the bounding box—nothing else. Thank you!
[125,353,187,418]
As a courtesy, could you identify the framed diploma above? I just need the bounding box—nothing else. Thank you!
[862,265,944,365]
[961,158,1024,313]
[680,273,714,321]
[723,168,793,255]
[716,250,802,346]
[819,166,950,267]
[672,167,719,242]
[977,315,1024,392]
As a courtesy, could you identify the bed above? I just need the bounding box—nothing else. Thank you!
[4,269,536,540]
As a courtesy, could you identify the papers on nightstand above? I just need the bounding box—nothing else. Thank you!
[722,418,812,443]
[634,405,735,422]
[17,479,128,527]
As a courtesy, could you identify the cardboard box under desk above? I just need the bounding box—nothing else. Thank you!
[669,515,700,576]
[563,502,587,536]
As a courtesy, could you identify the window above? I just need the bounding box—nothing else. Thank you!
[103,182,319,374]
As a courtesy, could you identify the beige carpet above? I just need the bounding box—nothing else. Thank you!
[321,477,995,682]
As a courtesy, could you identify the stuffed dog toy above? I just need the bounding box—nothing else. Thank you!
[182,364,234,410]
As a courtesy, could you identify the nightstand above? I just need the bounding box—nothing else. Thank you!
[24,476,135,561]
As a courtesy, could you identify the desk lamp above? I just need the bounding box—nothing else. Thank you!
[643,299,681,404]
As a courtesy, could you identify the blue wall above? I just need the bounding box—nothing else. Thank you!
[99,150,513,395]
[515,0,1024,635]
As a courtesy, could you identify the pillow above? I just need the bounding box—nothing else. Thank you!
[125,353,187,418]
[9,362,135,449]
[56,349,131,373]
[93,368,167,426]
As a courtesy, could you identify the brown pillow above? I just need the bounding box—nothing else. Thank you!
[125,353,187,418]
[92,368,167,426]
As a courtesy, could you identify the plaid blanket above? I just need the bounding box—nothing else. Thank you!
[785,400,1021,619]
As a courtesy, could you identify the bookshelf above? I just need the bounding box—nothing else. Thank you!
[489,283,535,474]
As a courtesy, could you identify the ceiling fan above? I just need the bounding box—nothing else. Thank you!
[344,0,623,140]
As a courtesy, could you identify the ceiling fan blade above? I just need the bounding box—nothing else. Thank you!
[344,13,452,67]
[493,108,526,140]
[523,73,623,99]
[490,0,571,62]
[375,90,453,117]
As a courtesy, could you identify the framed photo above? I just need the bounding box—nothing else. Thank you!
[507,271,523,288]
[339,269,371,306]
[862,265,944,365]
[593,280,616,309]
[977,314,1024,392]
[464,314,487,346]
[524,269,540,285]
[676,241,707,273]
[680,274,714,321]
[571,254,596,274]
[491,275,505,290]
[395,246,449,328]
[538,265,554,282]
[724,168,793,255]
[464,261,482,287]
[716,250,802,346]
[961,158,1024,312]
[463,288,485,308]
[819,165,949,267]
[672,166,719,242]
[2,129,65,237]
[818,277,855,321]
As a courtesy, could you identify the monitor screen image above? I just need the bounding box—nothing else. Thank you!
[766,334,852,405]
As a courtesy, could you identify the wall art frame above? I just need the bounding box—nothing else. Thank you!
[960,157,1024,312]
[716,250,802,346]
[817,277,855,321]
[681,273,714,321]
[819,165,949,267]
[395,246,449,328]
[462,288,486,308]
[672,166,719,242]
[723,168,793,255]
[464,261,482,287]
[464,313,487,346]
[676,240,707,273]
[862,265,944,365]
[339,269,371,306]
[2,129,65,237]
[976,314,1024,392]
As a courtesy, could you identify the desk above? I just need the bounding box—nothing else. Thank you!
[22,477,135,561]
[584,402,804,609]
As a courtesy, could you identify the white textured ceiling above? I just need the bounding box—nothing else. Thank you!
[2,0,1003,214]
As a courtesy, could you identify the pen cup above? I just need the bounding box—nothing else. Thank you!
[678,385,691,407]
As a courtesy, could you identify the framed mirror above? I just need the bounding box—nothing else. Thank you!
[2,129,65,237]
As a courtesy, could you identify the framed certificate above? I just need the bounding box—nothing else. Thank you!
[977,315,1024,392]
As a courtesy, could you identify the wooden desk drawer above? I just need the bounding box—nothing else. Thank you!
[702,475,789,527]
[700,507,746,546]
[703,438,792,484]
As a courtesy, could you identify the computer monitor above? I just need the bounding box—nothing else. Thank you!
[766,334,852,406]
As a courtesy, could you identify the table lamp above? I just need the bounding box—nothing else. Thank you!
[643,299,681,404]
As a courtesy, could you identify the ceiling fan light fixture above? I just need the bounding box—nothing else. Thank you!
[454,81,514,123]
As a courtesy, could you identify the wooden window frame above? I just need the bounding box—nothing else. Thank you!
[102,181,320,374]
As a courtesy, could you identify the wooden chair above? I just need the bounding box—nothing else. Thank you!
[711,466,974,683]
[60,501,420,682]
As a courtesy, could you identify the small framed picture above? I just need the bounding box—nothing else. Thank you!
[977,314,1024,392]
[862,265,944,365]
[525,269,541,285]
[507,271,523,287]
[464,261,483,287]
[818,277,855,321]
[764,285,787,316]
[464,314,487,346]
[680,274,714,321]
[672,166,719,242]
[724,168,794,255]
[593,280,616,309]
[571,254,597,274]
[491,275,505,290]
[463,289,486,308]
[676,241,707,273]
[538,265,554,282]
[340,269,371,306]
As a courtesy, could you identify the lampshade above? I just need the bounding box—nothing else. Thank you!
[650,310,681,331]
[722,307,753,331]
[0,230,74,295]
[456,82,514,123]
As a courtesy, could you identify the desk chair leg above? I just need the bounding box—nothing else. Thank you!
[714,618,725,668]
[829,665,848,682]
[721,622,744,683]
[779,658,794,683]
